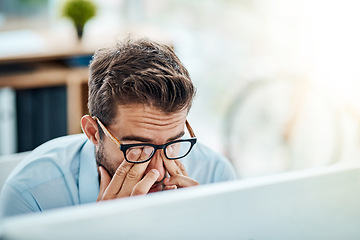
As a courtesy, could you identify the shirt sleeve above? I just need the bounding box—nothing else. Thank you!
[212,155,238,182]
[0,183,40,219]
[183,143,238,184]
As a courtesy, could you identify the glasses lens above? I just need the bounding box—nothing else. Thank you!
[126,146,155,162]
[165,141,192,159]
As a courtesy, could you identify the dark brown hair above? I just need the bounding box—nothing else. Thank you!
[88,38,196,126]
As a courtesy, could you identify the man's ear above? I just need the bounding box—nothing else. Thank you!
[81,115,100,145]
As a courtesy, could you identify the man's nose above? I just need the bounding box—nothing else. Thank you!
[145,150,166,182]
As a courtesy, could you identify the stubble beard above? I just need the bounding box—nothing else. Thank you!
[95,142,117,177]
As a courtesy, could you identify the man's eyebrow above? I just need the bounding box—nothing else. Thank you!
[120,136,152,143]
[120,131,185,143]
[167,131,185,142]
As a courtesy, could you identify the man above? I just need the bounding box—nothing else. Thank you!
[0,38,237,218]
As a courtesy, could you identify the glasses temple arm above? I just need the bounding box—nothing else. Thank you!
[185,120,196,138]
[93,116,121,148]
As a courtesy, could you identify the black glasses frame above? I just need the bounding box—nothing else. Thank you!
[120,138,197,163]
[93,116,197,164]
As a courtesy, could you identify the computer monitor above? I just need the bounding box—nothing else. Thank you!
[1,162,360,240]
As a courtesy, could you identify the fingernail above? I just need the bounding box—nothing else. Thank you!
[151,169,160,175]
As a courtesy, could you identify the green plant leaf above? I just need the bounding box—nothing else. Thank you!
[62,0,97,28]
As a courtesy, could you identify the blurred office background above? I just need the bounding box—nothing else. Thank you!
[1,0,360,179]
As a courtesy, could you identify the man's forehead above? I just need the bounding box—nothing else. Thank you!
[108,104,188,143]
[116,104,187,122]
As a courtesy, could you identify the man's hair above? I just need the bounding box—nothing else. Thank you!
[88,38,196,126]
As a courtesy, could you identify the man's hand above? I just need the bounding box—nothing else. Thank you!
[97,157,199,202]
[163,159,199,188]
[97,161,160,201]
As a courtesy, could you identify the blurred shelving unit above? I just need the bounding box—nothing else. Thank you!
[0,29,94,152]
[0,46,91,134]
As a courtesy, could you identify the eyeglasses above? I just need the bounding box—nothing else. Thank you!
[93,116,197,164]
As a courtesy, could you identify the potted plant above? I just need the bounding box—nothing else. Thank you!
[62,0,97,40]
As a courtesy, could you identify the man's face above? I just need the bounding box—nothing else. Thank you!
[95,104,188,192]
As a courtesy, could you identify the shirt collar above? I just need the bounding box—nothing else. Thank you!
[78,139,99,204]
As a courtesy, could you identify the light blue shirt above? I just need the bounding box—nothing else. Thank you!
[0,134,237,218]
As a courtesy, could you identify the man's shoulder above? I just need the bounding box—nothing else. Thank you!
[182,142,237,183]
[5,134,89,192]
[186,142,227,163]
[24,134,88,163]
[182,142,232,171]
[29,134,88,156]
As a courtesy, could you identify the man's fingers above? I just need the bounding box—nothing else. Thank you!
[97,166,111,201]
[121,147,153,186]
[131,169,160,196]
[163,185,177,191]
[164,175,199,188]
[163,159,184,177]
[104,161,134,197]
[127,146,153,163]
[99,148,153,199]
[106,147,152,197]
[165,145,188,176]
[118,162,151,197]
[174,160,188,176]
